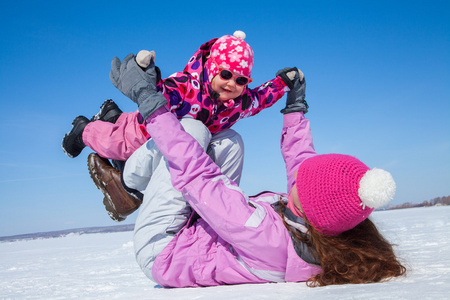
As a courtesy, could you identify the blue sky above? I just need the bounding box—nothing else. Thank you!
[0,0,448,237]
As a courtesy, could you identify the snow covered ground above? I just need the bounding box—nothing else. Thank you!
[1,206,449,299]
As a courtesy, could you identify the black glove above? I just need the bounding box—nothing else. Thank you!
[276,67,308,114]
[110,53,167,120]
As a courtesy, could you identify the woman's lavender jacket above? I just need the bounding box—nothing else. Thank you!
[146,108,320,287]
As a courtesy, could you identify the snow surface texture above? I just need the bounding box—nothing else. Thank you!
[1,206,449,299]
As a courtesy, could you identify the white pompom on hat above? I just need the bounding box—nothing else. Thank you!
[358,168,396,209]
[233,30,246,40]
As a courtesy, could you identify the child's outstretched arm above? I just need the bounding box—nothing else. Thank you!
[242,67,308,118]
[244,75,287,116]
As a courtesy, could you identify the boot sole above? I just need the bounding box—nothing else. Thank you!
[88,155,125,222]
[61,116,88,158]
[61,140,75,158]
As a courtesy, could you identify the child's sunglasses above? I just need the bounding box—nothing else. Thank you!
[212,58,252,86]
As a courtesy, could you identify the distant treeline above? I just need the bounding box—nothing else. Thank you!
[0,224,135,242]
[387,195,450,210]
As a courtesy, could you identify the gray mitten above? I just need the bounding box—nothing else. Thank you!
[110,53,167,120]
[276,67,308,114]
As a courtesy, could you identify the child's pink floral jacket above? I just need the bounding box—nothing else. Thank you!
[139,38,288,137]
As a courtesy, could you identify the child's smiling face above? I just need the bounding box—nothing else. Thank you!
[211,75,245,106]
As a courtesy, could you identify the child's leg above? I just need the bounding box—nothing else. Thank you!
[82,111,148,161]
[129,118,212,281]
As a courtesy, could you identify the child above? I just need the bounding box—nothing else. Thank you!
[62,31,297,161]
[105,56,406,287]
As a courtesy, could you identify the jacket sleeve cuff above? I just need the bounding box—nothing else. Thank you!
[145,105,170,124]
[283,111,305,128]
[273,76,289,92]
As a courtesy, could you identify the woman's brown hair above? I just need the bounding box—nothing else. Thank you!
[278,201,406,286]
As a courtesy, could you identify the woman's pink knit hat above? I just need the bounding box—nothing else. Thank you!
[205,30,254,83]
[296,154,396,236]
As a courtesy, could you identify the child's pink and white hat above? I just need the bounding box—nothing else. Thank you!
[295,154,396,235]
[206,30,254,82]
